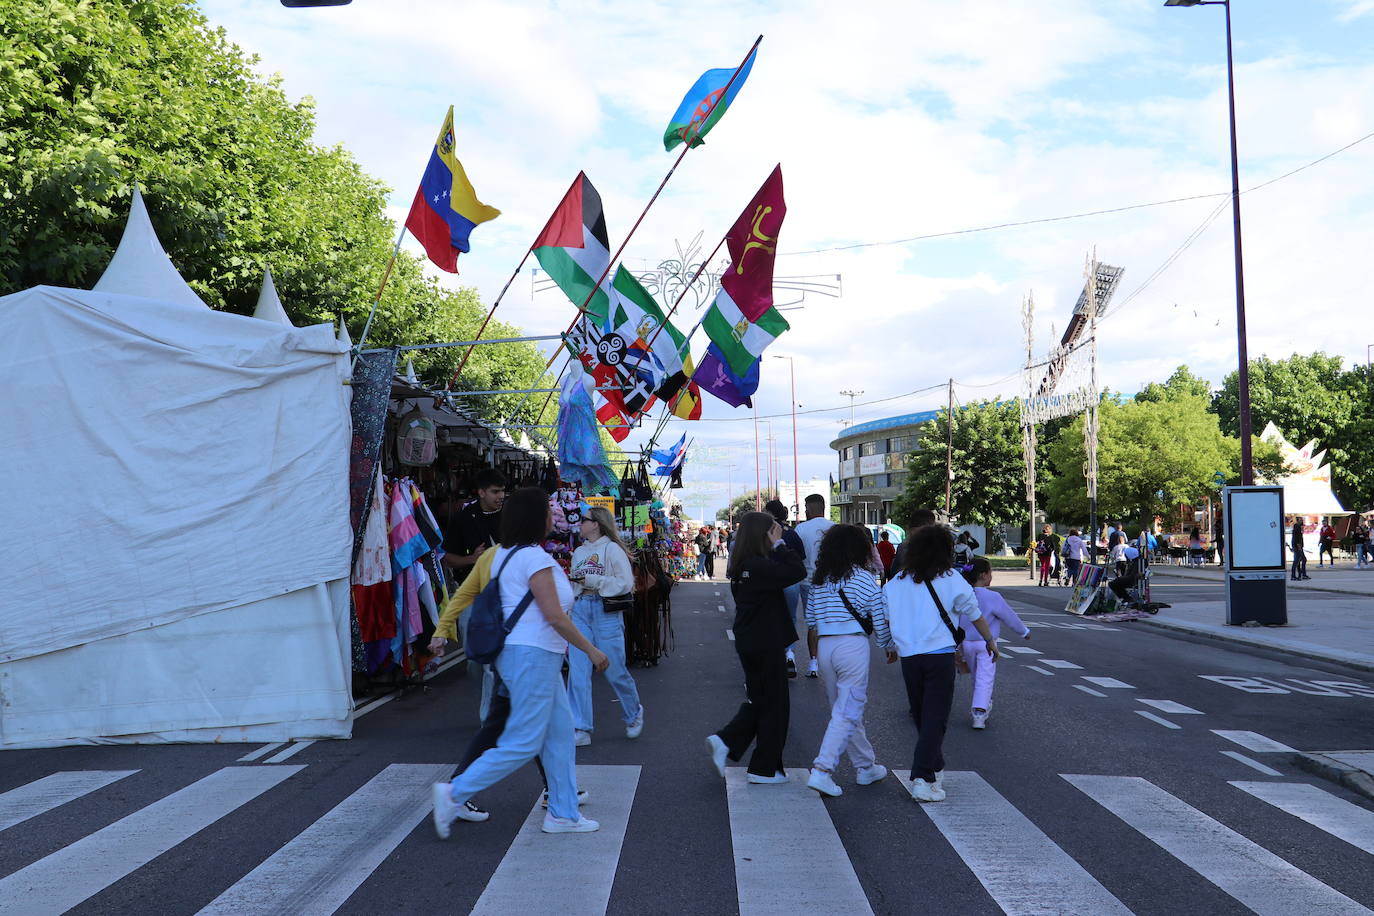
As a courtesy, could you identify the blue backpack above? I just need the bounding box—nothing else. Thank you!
[465,546,535,664]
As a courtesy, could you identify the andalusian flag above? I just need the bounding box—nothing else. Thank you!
[700,165,789,375]
[404,106,500,272]
[663,46,758,151]
[531,172,611,323]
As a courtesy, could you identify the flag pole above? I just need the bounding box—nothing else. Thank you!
[351,225,407,366]
[448,171,587,388]
[513,34,763,422]
[625,232,729,383]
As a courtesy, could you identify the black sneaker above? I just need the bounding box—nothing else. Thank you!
[786,657,797,678]
[462,800,490,821]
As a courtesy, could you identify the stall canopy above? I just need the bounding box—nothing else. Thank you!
[0,191,354,748]
[1259,422,1350,517]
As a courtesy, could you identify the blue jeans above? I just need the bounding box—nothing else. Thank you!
[784,583,803,653]
[446,644,580,820]
[568,595,641,732]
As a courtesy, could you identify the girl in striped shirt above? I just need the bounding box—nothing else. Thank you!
[804,525,896,798]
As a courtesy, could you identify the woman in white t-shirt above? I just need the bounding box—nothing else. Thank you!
[433,488,609,838]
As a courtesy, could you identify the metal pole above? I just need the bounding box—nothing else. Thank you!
[352,226,406,365]
[945,378,954,515]
[790,358,801,522]
[1222,0,1254,486]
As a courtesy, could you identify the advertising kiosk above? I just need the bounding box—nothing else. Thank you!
[1223,485,1287,626]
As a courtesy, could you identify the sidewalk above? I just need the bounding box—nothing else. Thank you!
[1149,561,1374,597]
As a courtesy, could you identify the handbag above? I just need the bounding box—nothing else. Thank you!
[923,579,965,647]
[602,593,634,614]
[836,586,874,636]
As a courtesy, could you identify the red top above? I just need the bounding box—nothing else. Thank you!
[876,540,897,569]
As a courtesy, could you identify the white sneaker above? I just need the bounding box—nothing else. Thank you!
[807,769,842,797]
[806,660,819,679]
[431,783,458,839]
[626,707,644,739]
[574,730,592,747]
[706,734,729,778]
[909,778,946,803]
[747,771,789,785]
[972,710,988,730]
[856,764,887,786]
[541,789,589,809]
[541,813,600,833]
[933,770,945,791]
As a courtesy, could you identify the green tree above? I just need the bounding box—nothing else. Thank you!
[1136,365,1213,403]
[0,0,554,425]
[719,489,771,524]
[1214,353,1370,510]
[892,400,1034,529]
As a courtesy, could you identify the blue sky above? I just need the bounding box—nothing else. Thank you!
[198,0,1374,518]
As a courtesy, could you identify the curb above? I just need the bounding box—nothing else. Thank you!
[1138,615,1374,674]
[1292,752,1374,804]
[1151,566,1374,598]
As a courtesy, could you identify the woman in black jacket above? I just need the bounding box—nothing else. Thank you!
[706,511,806,783]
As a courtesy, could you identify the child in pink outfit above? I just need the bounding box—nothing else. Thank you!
[957,558,1030,729]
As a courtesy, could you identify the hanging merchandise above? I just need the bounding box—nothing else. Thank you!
[397,407,437,466]
[556,362,619,492]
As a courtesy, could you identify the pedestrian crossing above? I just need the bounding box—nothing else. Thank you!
[0,761,1371,915]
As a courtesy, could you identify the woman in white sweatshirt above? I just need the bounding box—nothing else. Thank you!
[884,524,998,803]
[804,524,896,798]
[567,506,644,745]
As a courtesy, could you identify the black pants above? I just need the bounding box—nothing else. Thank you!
[717,647,789,777]
[453,672,547,785]
[1292,551,1307,579]
[900,653,956,782]
[1110,571,1139,602]
[704,551,716,578]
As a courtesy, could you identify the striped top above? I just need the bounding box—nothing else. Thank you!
[804,569,893,648]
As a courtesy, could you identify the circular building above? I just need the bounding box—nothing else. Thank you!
[830,410,938,526]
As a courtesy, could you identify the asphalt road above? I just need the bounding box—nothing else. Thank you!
[2,577,1372,915]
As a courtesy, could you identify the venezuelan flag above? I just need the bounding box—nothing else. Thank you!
[405,106,500,272]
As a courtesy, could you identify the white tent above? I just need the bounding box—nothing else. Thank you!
[0,192,354,748]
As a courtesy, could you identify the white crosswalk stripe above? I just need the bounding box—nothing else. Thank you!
[198,763,454,916]
[1231,781,1374,856]
[0,771,137,833]
[895,770,1131,915]
[726,767,872,915]
[1064,774,1373,916]
[471,765,640,915]
[0,766,302,916]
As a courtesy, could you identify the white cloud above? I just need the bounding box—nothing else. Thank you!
[197,0,1374,514]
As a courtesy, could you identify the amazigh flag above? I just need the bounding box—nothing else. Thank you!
[694,341,760,408]
[663,45,758,151]
[531,172,612,324]
[405,106,500,272]
[700,165,789,375]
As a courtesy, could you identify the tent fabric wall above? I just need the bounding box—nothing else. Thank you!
[0,284,354,746]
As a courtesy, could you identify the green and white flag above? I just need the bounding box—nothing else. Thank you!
[701,285,790,376]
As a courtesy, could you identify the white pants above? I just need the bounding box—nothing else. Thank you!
[961,640,998,711]
[813,634,876,772]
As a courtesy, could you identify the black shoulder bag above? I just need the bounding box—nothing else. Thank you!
[836,587,874,636]
[923,579,965,646]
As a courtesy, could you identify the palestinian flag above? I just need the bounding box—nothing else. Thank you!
[702,165,790,375]
[532,172,611,323]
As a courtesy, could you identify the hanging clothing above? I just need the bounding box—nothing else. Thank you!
[389,480,430,573]
[353,470,392,587]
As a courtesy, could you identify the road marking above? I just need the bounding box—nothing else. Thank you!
[1220,751,1282,776]
[0,771,138,834]
[1073,685,1108,697]
[238,743,285,763]
[718,604,727,612]
[726,768,872,915]
[1212,730,1297,754]
[1002,646,1041,655]
[715,591,721,596]
[471,765,640,915]
[1040,659,1083,669]
[726,629,735,641]
[1026,666,1054,676]
[0,766,302,916]
[199,763,452,915]
[895,770,1131,916]
[1231,781,1374,856]
[1064,774,1371,916]
[1138,700,1203,715]
[1135,710,1181,730]
[1082,677,1134,689]
[264,740,315,764]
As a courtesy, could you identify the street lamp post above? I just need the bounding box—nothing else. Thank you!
[774,355,801,521]
[840,390,864,428]
[1166,0,1254,484]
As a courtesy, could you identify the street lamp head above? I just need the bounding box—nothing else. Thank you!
[1163,0,1206,6]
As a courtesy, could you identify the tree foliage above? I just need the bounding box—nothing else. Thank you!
[0,0,553,424]
[719,489,772,523]
[892,400,1034,529]
[1136,364,1213,404]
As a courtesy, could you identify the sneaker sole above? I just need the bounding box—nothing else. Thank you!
[706,736,727,778]
[541,821,600,834]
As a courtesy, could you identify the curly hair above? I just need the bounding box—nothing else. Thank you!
[812,524,873,585]
[895,523,955,583]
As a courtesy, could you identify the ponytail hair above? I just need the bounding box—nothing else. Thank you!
[959,556,991,586]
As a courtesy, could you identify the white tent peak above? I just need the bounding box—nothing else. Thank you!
[252,268,293,326]
[337,316,353,349]
[402,357,420,384]
[93,186,208,309]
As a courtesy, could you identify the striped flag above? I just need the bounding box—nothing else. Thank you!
[532,172,611,323]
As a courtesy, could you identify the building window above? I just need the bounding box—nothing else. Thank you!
[842,446,854,461]
[862,475,886,489]
[860,441,879,457]
[890,471,908,491]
